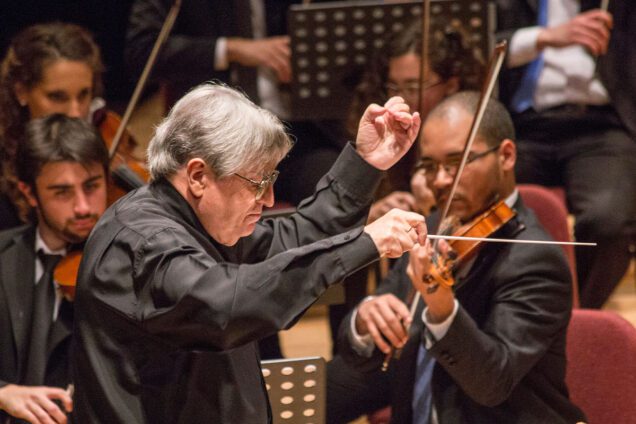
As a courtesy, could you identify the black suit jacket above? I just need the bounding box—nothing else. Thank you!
[339,201,586,423]
[0,225,73,423]
[496,0,636,138]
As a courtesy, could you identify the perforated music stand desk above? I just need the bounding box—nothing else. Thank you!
[288,0,494,120]
[262,356,326,424]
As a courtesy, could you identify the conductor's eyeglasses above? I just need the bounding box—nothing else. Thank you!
[414,144,501,179]
[234,170,279,201]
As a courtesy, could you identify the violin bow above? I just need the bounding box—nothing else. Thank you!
[437,41,508,224]
[108,0,183,160]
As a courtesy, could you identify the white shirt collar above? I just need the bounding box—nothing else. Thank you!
[505,189,519,209]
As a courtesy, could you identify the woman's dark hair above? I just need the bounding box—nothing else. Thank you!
[347,19,486,137]
[17,114,109,190]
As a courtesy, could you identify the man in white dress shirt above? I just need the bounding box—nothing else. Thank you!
[497,0,636,309]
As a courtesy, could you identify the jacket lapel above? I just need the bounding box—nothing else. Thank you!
[0,227,36,372]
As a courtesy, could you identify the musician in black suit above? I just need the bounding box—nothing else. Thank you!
[496,0,636,308]
[0,115,108,423]
[329,92,585,423]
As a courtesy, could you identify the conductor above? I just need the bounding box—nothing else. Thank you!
[71,83,425,423]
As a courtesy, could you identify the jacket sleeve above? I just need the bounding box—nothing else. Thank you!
[242,142,383,261]
[136,225,379,351]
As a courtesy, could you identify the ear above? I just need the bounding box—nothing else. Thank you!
[498,139,516,172]
[185,158,210,198]
[17,181,39,208]
[13,82,28,107]
[444,77,460,96]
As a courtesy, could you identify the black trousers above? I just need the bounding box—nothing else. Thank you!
[513,105,636,308]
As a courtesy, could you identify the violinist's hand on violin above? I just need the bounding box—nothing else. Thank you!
[537,9,612,56]
[355,97,421,170]
[407,242,455,324]
[355,294,412,354]
[226,36,291,83]
[368,191,417,223]
[0,384,72,424]
[364,209,427,258]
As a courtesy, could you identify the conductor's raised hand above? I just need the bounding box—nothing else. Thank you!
[364,209,427,258]
[355,294,412,354]
[355,97,421,170]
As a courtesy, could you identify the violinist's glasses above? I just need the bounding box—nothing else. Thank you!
[234,170,280,201]
[384,79,445,102]
[414,143,501,179]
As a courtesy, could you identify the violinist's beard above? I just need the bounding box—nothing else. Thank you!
[39,209,99,244]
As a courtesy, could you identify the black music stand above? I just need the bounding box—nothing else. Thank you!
[262,356,326,424]
[288,0,494,120]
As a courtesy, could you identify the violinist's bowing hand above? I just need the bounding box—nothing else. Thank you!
[407,242,455,324]
[364,209,427,258]
[355,96,421,170]
[0,384,72,424]
[355,294,412,354]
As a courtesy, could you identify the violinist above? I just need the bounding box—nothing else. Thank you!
[327,20,487,355]
[330,92,586,423]
[0,114,108,424]
[0,22,142,231]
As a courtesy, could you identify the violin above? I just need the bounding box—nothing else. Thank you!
[52,0,183,301]
[423,200,516,292]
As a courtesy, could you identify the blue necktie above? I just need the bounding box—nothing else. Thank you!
[412,345,436,424]
[510,0,548,113]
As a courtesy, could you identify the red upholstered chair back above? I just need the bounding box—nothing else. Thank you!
[518,184,579,307]
[566,309,636,424]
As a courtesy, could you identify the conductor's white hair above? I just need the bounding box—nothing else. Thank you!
[147,83,293,180]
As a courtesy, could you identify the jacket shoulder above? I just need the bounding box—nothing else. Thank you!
[0,225,33,253]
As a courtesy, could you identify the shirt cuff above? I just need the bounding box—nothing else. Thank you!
[421,299,459,349]
[508,27,542,68]
[348,298,376,357]
[214,38,229,71]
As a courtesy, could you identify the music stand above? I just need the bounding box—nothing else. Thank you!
[287,0,494,120]
[262,356,326,424]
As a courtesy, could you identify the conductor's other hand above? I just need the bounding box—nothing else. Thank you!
[537,9,612,56]
[355,294,412,354]
[226,36,291,83]
[0,384,72,424]
[364,209,426,258]
[356,97,421,170]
